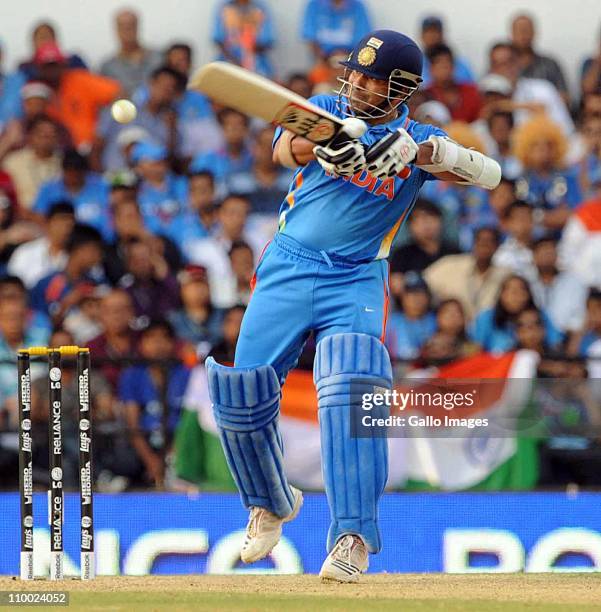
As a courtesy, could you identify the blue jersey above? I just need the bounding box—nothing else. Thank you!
[164,211,211,255]
[274,95,446,263]
[137,173,189,236]
[33,174,113,241]
[301,0,372,55]
[118,364,190,436]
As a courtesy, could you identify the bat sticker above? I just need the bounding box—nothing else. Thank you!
[275,103,337,144]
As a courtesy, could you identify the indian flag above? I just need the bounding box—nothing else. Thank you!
[403,350,540,491]
[175,350,539,491]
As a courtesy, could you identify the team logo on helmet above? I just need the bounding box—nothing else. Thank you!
[366,37,384,49]
[357,46,377,66]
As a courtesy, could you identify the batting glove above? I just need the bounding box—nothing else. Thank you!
[314,139,366,177]
[365,128,419,179]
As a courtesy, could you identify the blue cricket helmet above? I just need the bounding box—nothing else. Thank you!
[337,30,424,120]
[341,30,423,81]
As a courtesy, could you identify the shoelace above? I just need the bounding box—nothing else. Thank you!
[246,507,264,539]
[336,535,355,566]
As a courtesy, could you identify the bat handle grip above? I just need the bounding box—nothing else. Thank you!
[330,129,412,179]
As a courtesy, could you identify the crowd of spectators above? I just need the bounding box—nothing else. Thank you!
[0,1,601,491]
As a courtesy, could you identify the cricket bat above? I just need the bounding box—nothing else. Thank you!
[188,61,411,177]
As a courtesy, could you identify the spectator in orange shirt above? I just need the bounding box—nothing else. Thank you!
[424,44,482,123]
[36,42,121,151]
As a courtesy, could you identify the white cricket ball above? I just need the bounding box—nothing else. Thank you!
[343,117,367,138]
[111,99,137,124]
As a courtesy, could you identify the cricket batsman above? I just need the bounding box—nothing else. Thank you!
[206,29,501,582]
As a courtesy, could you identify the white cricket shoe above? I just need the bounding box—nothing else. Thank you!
[319,534,369,583]
[240,486,303,563]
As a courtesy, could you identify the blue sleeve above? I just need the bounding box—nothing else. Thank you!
[542,311,563,349]
[31,182,55,215]
[92,176,111,207]
[118,368,140,403]
[212,2,226,44]
[301,0,318,42]
[469,310,491,348]
[181,91,212,119]
[29,277,50,315]
[408,121,447,182]
[96,107,114,138]
[565,171,582,208]
[308,94,338,113]
[353,1,372,41]
[257,3,274,46]
[190,152,213,172]
[273,126,283,148]
[131,85,150,107]
[176,176,189,201]
[0,72,26,122]
[455,58,476,84]
[408,120,447,143]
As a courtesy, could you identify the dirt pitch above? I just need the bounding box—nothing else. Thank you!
[1,574,601,611]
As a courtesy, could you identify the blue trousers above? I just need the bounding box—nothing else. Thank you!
[235,233,389,379]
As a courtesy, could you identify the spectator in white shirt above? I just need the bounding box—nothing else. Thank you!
[530,235,587,333]
[493,200,537,284]
[185,194,265,308]
[2,114,62,212]
[7,200,74,288]
[486,42,574,135]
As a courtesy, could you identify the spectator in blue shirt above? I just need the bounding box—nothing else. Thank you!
[119,319,190,487]
[0,44,26,126]
[29,224,105,324]
[301,0,372,61]
[212,0,275,77]
[419,16,475,86]
[513,115,581,236]
[32,150,113,241]
[471,274,562,353]
[246,125,294,216]
[191,108,254,196]
[168,264,223,352]
[94,65,186,172]
[421,179,495,251]
[0,277,50,419]
[130,43,224,160]
[385,271,437,361]
[131,142,188,236]
[162,43,212,121]
[165,169,217,252]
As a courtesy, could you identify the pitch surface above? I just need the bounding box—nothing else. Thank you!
[0,574,600,610]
